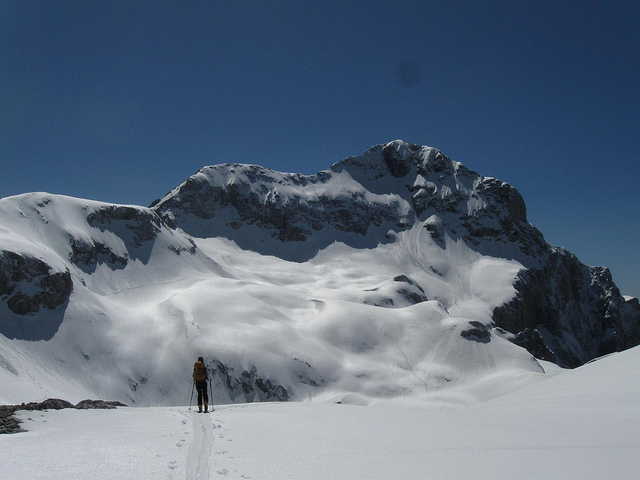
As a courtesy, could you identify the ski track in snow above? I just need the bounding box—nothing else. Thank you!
[185,411,215,479]
[183,409,250,480]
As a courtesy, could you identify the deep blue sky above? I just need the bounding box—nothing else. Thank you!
[1,1,638,297]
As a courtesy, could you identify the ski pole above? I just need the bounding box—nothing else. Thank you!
[189,380,195,411]
[208,378,214,412]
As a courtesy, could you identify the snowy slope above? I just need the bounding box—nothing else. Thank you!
[2,347,638,480]
[0,193,541,406]
[1,141,638,408]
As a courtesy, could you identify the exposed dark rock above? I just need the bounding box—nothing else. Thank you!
[83,205,198,263]
[0,251,73,316]
[492,250,639,367]
[87,206,162,248]
[423,216,445,246]
[394,275,429,304]
[0,251,72,340]
[21,398,75,410]
[621,296,640,348]
[0,398,127,434]
[154,165,408,249]
[213,360,290,402]
[393,275,424,290]
[382,141,413,178]
[69,238,128,271]
[255,377,289,401]
[6,269,72,315]
[168,238,198,256]
[75,399,127,409]
[460,321,491,342]
[0,405,23,434]
[512,328,556,363]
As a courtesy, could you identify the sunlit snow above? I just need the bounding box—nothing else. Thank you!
[1,184,639,479]
[1,348,639,479]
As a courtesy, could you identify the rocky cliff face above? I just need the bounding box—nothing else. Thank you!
[493,250,640,367]
[0,251,72,317]
[152,140,640,367]
[0,250,72,340]
[153,141,548,264]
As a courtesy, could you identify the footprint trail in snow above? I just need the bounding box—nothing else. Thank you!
[185,411,215,480]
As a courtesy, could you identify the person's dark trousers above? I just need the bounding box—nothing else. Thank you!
[196,380,209,411]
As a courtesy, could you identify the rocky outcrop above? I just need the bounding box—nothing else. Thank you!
[213,361,290,402]
[0,406,23,434]
[492,249,640,367]
[393,275,429,305]
[69,238,128,271]
[70,205,198,268]
[363,275,430,307]
[0,251,73,316]
[87,206,163,248]
[74,399,128,409]
[0,250,72,340]
[460,321,491,343]
[0,398,127,434]
[621,296,640,348]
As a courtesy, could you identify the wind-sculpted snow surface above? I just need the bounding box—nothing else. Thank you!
[0,141,639,407]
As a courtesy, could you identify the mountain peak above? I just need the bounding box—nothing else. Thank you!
[2,141,639,407]
[153,141,535,263]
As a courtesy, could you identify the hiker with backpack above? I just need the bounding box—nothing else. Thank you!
[192,356,209,413]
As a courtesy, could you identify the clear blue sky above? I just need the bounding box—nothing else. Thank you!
[1,0,638,297]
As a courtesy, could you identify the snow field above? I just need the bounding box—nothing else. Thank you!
[2,346,639,479]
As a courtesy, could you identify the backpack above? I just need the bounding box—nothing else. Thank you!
[193,361,207,381]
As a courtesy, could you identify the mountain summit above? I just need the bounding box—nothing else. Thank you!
[152,140,541,264]
[152,140,640,367]
[1,141,638,405]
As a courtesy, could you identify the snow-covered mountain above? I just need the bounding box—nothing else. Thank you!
[1,141,638,406]
[152,140,640,367]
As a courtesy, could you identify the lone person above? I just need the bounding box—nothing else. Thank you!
[193,356,209,413]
